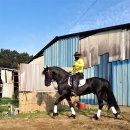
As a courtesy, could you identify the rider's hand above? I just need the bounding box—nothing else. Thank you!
[69,72,72,75]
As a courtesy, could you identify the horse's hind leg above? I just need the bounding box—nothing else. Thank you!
[93,99,104,120]
[53,94,65,117]
[107,88,120,118]
[108,100,120,118]
[66,96,76,119]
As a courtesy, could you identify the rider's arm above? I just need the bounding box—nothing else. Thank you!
[74,59,84,67]
[69,67,73,73]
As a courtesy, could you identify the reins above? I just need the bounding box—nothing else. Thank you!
[58,76,69,84]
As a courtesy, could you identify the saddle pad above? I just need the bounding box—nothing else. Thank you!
[79,79,86,87]
[68,77,86,87]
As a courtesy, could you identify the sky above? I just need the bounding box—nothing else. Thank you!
[0,0,130,56]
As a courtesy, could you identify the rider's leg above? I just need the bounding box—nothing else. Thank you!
[71,75,79,96]
[71,73,84,96]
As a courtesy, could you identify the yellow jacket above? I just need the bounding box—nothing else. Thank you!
[69,58,84,74]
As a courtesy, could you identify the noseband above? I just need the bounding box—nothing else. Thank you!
[45,78,53,83]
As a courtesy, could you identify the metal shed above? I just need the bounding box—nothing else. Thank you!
[0,67,18,98]
[28,23,130,106]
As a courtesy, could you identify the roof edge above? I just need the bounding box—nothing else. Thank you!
[29,23,130,63]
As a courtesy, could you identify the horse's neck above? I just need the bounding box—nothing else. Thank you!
[53,69,68,84]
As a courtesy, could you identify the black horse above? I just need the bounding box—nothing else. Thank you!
[42,66,120,120]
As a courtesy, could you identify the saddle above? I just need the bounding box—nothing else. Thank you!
[68,76,86,87]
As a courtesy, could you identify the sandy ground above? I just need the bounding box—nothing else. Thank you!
[0,107,130,130]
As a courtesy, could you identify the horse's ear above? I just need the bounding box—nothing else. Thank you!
[42,65,48,74]
[43,65,48,69]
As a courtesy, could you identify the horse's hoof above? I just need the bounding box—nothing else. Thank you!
[92,114,99,120]
[68,114,76,119]
[114,113,121,119]
[53,113,59,117]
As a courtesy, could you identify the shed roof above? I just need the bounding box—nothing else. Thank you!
[29,23,130,63]
[0,67,18,72]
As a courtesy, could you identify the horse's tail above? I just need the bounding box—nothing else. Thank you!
[107,85,120,114]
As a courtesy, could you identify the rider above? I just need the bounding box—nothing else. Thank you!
[69,51,85,96]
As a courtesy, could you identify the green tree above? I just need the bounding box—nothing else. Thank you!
[17,52,33,64]
[0,48,33,69]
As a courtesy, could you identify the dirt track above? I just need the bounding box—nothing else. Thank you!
[0,110,130,130]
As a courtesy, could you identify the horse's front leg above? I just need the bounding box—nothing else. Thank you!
[53,93,66,117]
[65,96,76,119]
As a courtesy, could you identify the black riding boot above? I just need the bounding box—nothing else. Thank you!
[71,77,79,96]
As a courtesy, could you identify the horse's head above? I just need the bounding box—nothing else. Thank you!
[42,66,53,86]
[43,66,69,86]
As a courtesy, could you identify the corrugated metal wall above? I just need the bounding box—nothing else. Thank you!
[80,66,97,104]
[44,36,80,67]
[80,53,111,105]
[80,29,130,106]
[0,69,15,98]
[81,54,130,106]
[20,63,59,92]
[80,29,130,68]
[112,59,130,106]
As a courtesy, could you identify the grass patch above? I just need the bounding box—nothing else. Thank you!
[0,108,114,120]
[0,98,19,113]
[0,111,48,120]
[58,108,112,115]
[57,107,114,118]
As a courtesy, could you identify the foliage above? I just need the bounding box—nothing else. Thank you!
[0,48,33,69]
[12,89,18,99]
[0,98,19,114]
[0,106,8,113]
[0,98,19,107]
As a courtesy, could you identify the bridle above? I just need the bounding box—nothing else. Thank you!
[44,68,71,85]
[44,70,53,83]
[45,78,53,83]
